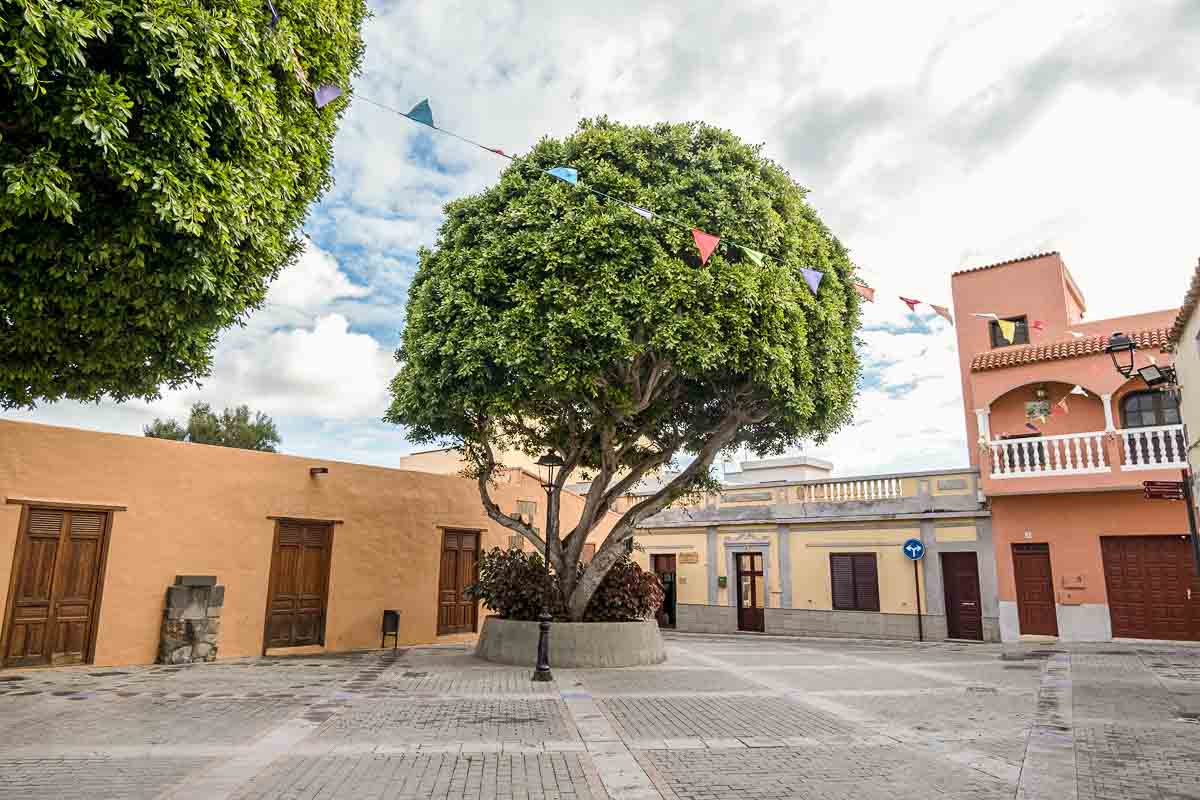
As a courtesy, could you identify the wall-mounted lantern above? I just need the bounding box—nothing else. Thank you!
[1105,331,1136,379]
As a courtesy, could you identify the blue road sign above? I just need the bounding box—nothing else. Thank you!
[902,538,925,561]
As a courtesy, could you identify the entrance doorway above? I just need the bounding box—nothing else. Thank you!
[735,552,765,632]
[437,529,479,635]
[1012,543,1058,636]
[1101,535,1200,641]
[651,554,677,628]
[941,552,983,640]
[264,520,333,650]
[2,506,112,668]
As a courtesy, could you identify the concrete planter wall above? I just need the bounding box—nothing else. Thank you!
[474,617,666,668]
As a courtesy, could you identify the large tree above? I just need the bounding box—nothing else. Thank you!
[145,401,281,451]
[387,118,861,620]
[0,0,367,408]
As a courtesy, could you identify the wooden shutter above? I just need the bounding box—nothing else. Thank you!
[830,554,856,610]
[852,554,880,612]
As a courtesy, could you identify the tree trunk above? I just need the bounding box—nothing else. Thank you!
[564,538,626,621]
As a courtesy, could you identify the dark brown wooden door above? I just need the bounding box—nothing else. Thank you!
[1012,543,1058,636]
[652,554,677,628]
[735,552,765,632]
[942,552,983,641]
[265,521,332,649]
[3,507,110,667]
[1102,536,1200,641]
[437,530,479,635]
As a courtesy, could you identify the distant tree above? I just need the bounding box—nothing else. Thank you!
[387,118,862,620]
[145,402,281,452]
[0,0,368,408]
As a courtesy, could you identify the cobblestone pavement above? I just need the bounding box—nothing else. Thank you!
[1,636,1198,799]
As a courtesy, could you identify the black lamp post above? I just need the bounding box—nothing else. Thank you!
[532,451,564,682]
[1105,331,1136,379]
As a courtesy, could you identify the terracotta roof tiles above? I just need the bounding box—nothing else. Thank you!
[970,327,1171,372]
[1168,258,1200,346]
[952,251,1059,276]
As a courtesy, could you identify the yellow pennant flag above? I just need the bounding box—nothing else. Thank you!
[997,319,1016,344]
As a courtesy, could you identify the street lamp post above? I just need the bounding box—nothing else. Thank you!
[1106,333,1200,575]
[532,451,564,683]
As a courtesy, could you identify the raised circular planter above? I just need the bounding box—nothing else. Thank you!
[474,617,666,668]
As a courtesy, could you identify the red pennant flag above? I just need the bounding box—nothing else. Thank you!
[1032,320,1045,331]
[853,283,875,302]
[489,147,506,156]
[899,296,921,311]
[692,228,720,265]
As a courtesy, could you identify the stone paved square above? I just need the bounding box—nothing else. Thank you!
[1,634,1199,799]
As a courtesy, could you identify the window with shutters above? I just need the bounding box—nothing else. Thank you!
[515,500,538,524]
[830,553,880,612]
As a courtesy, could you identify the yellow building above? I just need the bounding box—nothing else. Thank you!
[633,467,998,642]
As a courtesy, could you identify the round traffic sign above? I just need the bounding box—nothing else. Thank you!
[902,538,925,560]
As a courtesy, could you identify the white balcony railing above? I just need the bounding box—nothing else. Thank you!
[988,423,1187,479]
[1118,424,1188,471]
[989,430,1110,478]
[800,478,902,501]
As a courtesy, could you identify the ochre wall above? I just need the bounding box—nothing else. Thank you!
[632,530,709,605]
[789,528,927,614]
[0,421,616,667]
[990,492,1189,605]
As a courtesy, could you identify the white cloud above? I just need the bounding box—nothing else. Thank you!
[267,243,371,312]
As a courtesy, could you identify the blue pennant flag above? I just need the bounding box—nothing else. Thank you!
[547,167,578,185]
[314,84,342,109]
[266,0,279,28]
[407,99,434,127]
[801,268,824,295]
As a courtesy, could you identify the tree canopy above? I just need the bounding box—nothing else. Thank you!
[145,402,281,451]
[386,118,862,619]
[0,0,367,408]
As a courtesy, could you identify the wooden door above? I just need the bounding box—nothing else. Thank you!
[942,552,983,641]
[651,554,677,628]
[1012,543,1058,636]
[3,507,110,668]
[437,530,479,635]
[1102,536,1199,641]
[735,552,765,632]
[265,521,332,649]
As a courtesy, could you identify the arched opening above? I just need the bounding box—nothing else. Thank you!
[1119,390,1184,467]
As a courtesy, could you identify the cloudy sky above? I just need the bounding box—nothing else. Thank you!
[8,0,1200,475]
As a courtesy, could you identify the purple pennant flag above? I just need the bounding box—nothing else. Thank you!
[800,268,823,295]
[314,84,342,109]
[266,0,279,29]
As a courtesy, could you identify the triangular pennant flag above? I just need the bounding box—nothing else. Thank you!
[800,268,824,295]
[314,84,342,109]
[1068,331,1084,338]
[1056,396,1070,414]
[1025,422,1040,432]
[853,283,875,303]
[1031,320,1045,331]
[972,312,999,320]
[1037,414,1049,424]
[407,98,434,127]
[692,229,720,265]
[996,319,1016,344]
[547,166,578,185]
[628,204,654,221]
[488,147,506,156]
[1070,384,1088,396]
[899,296,921,311]
[266,0,280,28]
[930,304,954,325]
[742,247,765,266]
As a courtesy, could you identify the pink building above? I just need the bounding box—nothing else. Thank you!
[951,252,1198,642]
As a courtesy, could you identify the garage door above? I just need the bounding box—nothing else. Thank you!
[1101,536,1200,641]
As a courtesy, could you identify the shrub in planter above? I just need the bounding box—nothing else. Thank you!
[467,548,662,622]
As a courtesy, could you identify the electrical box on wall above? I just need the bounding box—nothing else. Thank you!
[717,576,728,588]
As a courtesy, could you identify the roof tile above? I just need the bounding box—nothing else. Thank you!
[952,251,1059,277]
[970,327,1171,372]
[1168,258,1200,346]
